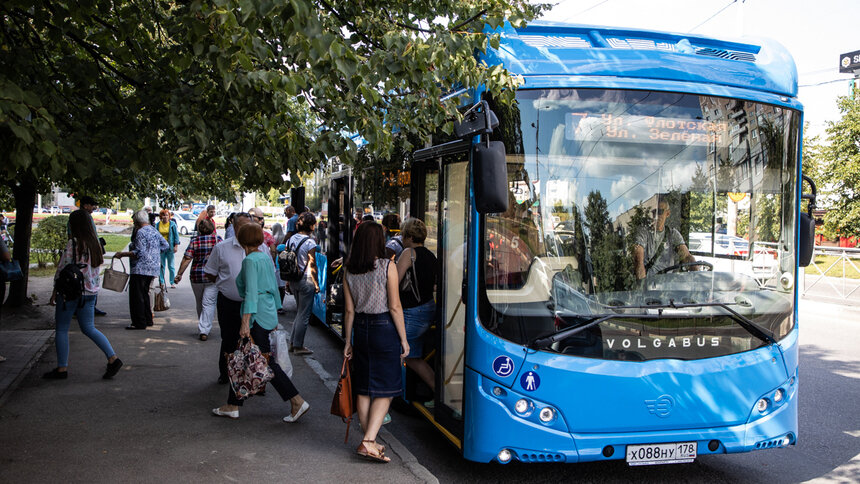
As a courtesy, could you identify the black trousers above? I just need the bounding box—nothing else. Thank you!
[128,275,154,328]
[227,323,299,406]
[217,292,243,380]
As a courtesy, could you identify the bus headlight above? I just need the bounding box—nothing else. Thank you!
[774,389,784,403]
[539,407,556,423]
[498,449,512,463]
[515,399,531,415]
[756,398,769,412]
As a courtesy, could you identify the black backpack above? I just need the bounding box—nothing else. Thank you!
[279,236,310,282]
[55,242,87,307]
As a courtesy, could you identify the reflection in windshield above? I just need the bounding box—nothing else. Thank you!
[483,89,800,361]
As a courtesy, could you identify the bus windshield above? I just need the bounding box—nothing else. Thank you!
[483,89,801,361]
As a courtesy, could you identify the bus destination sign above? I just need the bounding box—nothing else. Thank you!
[565,113,726,145]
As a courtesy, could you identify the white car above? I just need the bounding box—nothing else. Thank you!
[173,211,198,235]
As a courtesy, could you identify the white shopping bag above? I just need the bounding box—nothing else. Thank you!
[269,326,293,378]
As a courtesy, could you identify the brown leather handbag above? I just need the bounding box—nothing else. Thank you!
[330,356,355,442]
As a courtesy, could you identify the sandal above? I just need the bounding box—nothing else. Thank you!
[356,440,390,463]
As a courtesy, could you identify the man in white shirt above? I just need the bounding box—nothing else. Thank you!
[204,213,271,384]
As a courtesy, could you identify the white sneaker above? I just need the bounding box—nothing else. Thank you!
[283,401,310,423]
[211,407,239,419]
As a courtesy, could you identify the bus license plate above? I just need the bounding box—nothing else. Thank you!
[626,442,697,466]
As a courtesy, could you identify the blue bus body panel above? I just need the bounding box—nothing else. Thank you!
[311,251,327,324]
[463,326,799,463]
[484,22,797,97]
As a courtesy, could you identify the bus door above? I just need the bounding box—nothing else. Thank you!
[325,174,352,337]
[412,140,471,446]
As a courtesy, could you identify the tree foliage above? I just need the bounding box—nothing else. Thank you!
[1,0,544,304]
[1,0,544,200]
[815,91,860,238]
[30,215,68,265]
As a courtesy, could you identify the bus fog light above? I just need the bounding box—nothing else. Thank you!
[493,386,503,396]
[782,436,791,446]
[498,449,512,463]
[774,389,784,403]
[756,398,769,412]
[539,407,556,422]
[515,399,530,414]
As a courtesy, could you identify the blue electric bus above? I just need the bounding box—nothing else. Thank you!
[309,21,817,465]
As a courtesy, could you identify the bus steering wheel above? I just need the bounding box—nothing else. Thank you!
[657,261,714,274]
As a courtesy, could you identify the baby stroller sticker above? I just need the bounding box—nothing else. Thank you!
[492,356,515,378]
[520,371,540,391]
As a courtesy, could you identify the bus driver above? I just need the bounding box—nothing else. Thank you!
[632,198,697,279]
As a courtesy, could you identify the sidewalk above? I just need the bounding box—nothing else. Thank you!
[0,267,422,482]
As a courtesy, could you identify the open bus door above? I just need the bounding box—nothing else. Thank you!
[324,173,353,338]
[410,140,471,449]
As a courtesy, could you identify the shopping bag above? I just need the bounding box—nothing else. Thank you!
[269,326,293,378]
[0,260,23,282]
[153,284,170,311]
[227,337,274,400]
[102,257,129,292]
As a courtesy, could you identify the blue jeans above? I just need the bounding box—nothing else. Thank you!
[403,300,435,358]
[54,294,116,367]
[289,278,316,348]
[159,250,176,285]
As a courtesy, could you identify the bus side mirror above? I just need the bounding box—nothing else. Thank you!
[799,174,817,267]
[474,141,509,214]
[798,212,814,267]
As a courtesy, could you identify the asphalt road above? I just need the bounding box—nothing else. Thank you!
[4,232,858,483]
[306,297,860,483]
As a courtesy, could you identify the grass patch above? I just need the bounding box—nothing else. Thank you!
[805,254,860,279]
[99,234,130,252]
[29,264,58,278]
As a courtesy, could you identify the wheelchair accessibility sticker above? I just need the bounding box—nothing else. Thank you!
[492,356,515,378]
[520,371,540,391]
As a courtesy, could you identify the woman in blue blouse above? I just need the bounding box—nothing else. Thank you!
[211,223,309,421]
[116,210,169,329]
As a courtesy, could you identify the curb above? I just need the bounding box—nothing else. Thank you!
[0,332,54,408]
[302,355,438,484]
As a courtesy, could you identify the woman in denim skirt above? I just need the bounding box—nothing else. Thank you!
[343,222,409,463]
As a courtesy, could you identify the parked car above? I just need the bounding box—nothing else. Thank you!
[688,232,749,257]
[61,206,72,213]
[173,211,198,235]
[191,203,206,215]
[96,208,115,215]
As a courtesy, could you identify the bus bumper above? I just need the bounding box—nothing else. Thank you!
[464,368,798,464]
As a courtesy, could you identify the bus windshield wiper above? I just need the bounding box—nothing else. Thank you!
[607,300,777,345]
[529,300,776,350]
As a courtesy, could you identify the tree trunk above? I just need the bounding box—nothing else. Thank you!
[6,179,36,307]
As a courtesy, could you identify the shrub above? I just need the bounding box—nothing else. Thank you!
[31,215,69,266]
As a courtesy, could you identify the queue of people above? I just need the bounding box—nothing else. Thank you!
[33,199,439,464]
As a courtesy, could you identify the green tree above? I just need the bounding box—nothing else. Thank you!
[30,215,68,266]
[584,191,630,292]
[816,92,860,238]
[1,0,543,305]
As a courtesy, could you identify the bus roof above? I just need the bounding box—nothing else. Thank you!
[484,21,798,97]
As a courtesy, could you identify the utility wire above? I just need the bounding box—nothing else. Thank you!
[688,0,737,32]
[575,0,611,16]
[799,78,855,88]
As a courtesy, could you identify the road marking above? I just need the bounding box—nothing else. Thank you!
[301,355,439,484]
[803,451,860,483]
[845,430,860,438]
